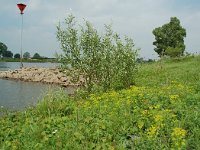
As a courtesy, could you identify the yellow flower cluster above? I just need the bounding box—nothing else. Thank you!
[169,94,179,101]
[171,127,186,138]
[171,127,186,148]
[154,114,163,122]
[147,125,158,138]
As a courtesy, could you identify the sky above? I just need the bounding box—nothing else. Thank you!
[0,0,200,59]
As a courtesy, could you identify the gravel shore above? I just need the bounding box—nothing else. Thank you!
[0,67,84,87]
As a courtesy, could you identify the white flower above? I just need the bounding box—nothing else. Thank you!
[52,129,58,134]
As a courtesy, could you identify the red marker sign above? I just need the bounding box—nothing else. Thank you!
[17,3,26,14]
[17,3,27,68]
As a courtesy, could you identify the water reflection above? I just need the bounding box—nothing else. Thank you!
[0,62,71,110]
[0,62,59,71]
[0,62,9,71]
[1,79,56,110]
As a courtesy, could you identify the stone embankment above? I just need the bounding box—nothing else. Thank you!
[0,67,84,87]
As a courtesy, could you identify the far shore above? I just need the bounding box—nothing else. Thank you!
[0,58,58,63]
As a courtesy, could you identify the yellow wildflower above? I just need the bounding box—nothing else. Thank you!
[169,95,179,101]
[141,110,148,116]
[171,127,186,138]
[171,128,186,149]
[154,114,163,122]
[137,120,144,129]
[147,125,158,138]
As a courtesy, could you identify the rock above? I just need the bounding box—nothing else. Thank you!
[0,67,85,87]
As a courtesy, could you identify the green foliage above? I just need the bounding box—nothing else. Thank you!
[2,50,13,58]
[152,17,186,57]
[1,56,200,149]
[14,53,20,59]
[136,55,200,87]
[23,52,30,59]
[0,42,14,58]
[0,42,8,57]
[32,53,41,59]
[165,46,184,58]
[1,81,200,149]
[57,14,138,93]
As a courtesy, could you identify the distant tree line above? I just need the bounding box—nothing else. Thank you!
[136,57,155,63]
[0,42,45,60]
[0,42,13,58]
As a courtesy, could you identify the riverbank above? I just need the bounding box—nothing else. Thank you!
[1,56,200,149]
[0,67,84,87]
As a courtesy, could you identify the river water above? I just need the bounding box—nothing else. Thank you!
[0,62,72,110]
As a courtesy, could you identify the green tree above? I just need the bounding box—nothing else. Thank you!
[32,53,41,59]
[14,53,20,59]
[23,52,30,59]
[57,14,138,93]
[2,50,13,58]
[0,42,8,58]
[152,17,186,57]
[165,47,184,58]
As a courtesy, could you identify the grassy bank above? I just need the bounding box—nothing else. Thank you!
[136,55,200,87]
[1,56,200,149]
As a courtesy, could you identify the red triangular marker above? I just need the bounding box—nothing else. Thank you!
[17,3,26,14]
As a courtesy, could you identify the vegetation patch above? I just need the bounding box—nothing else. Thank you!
[0,78,200,149]
[57,15,138,93]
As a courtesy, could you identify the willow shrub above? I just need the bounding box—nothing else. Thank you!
[57,15,138,93]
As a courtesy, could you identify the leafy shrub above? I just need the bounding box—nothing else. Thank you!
[165,46,184,58]
[57,14,138,93]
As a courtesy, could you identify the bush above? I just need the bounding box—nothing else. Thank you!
[57,14,138,93]
[165,46,184,58]
[14,53,20,59]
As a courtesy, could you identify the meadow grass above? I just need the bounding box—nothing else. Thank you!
[0,56,200,149]
[136,55,200,87]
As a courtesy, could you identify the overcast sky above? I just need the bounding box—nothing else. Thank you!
[0,0,200,59]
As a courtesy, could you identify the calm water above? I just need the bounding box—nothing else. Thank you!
[0,62,59,71]
[0,62,72,110]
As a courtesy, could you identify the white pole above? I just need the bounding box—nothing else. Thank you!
[20,14,24,68]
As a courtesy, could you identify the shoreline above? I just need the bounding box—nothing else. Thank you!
[0,67,84,87]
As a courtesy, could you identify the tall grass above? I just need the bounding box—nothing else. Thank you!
[136,55,200,87]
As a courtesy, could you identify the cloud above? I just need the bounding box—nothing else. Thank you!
[1,0,200,58]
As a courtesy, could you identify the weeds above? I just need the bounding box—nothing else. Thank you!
[1,81,200,149]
